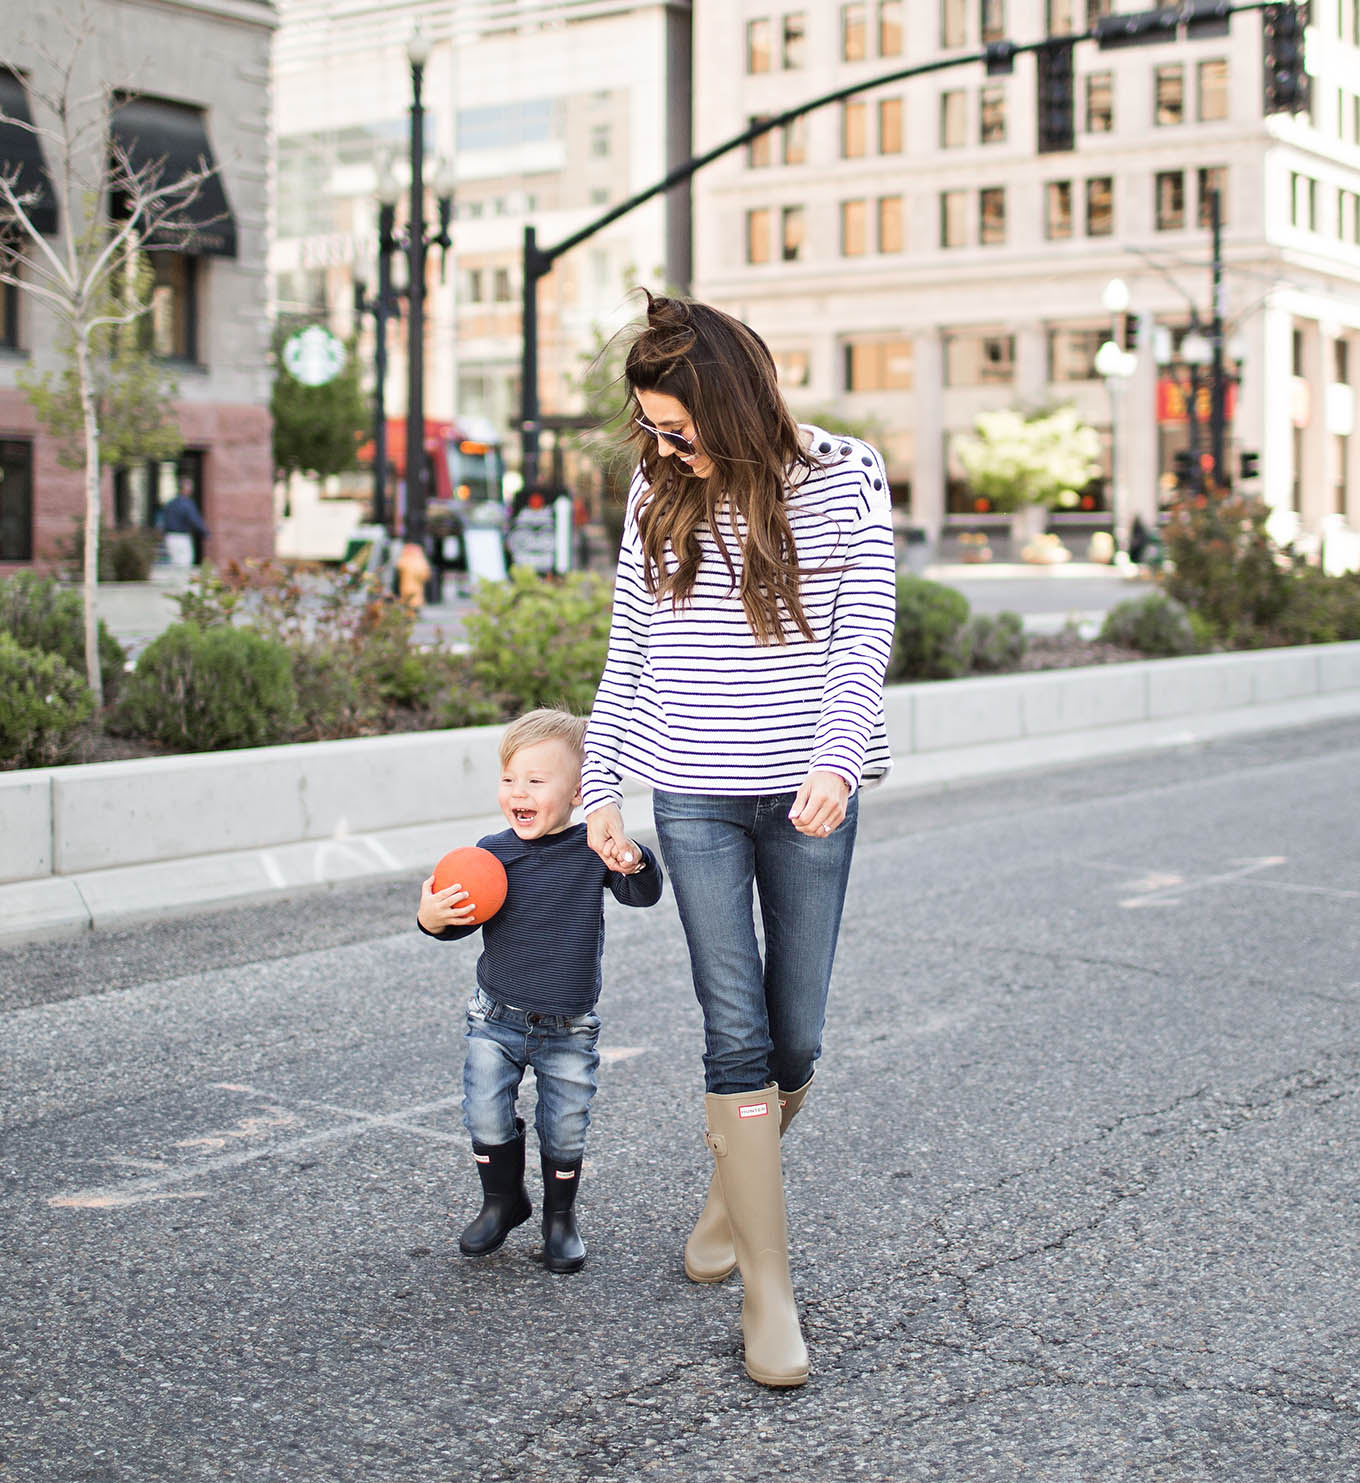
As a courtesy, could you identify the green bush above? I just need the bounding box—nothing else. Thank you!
[58,520,160,583]
[113,622,298,751]
[964,610,1026,673]
[887,574,971,681]
[462,566,613,714]
[1274,566,1360,646]
[1099,593,1199,656]
[1161,492,1291,644]
[0,571,126,701]
[0,633,95,768]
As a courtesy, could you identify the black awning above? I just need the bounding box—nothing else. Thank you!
[0,69,58,237]
[110,95,237,258]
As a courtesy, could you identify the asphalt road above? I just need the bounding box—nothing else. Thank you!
[4,718,1359,1483]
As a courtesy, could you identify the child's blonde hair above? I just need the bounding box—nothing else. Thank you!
[498,708,588,769]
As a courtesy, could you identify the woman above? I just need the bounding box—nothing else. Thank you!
[581,292,896,1388]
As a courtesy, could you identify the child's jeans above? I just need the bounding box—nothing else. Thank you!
[462,985,601,1164]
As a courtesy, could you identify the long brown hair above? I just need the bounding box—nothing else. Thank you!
[623,290,817,644]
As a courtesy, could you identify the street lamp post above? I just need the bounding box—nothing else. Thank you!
[1097,278,1136,552]
[353,160,402,529]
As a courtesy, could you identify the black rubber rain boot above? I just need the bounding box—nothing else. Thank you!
[459,1119,532,1257]
[540,1154,586,1273]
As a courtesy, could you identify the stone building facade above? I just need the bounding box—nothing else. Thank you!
[1,0,276,573]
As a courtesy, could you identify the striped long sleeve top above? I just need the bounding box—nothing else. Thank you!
[580,426,897,811]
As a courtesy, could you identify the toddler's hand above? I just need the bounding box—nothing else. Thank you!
[417,874,478,932]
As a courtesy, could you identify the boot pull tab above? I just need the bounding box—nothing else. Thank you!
[705,1130,728,1157]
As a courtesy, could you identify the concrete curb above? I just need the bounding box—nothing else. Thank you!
[4,642,1359,946]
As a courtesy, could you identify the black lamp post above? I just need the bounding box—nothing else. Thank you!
[353,161,403,529]
[387,26,453,554]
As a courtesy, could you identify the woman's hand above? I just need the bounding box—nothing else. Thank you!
[587,804,639,871]
[417,874,477,933]
[788,770,851,838]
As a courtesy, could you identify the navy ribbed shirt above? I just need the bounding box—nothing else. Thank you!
[419,822,663,1015]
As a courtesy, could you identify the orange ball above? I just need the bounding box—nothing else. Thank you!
[431,846,508,924]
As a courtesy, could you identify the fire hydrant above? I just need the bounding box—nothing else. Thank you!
[395,541,431,612]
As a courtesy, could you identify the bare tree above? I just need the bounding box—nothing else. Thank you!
[0,16,219,706]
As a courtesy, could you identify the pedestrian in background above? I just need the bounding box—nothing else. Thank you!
[582,291,896,1387]
[155,478,208,568]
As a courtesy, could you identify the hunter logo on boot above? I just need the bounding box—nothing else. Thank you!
[739,1102,770,1118]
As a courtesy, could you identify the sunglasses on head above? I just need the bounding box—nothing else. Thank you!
[634,414,697,457]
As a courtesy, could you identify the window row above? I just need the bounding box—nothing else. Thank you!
[1291,172,1360,244]
[743,168,1227,263]
[747,61,1227,172]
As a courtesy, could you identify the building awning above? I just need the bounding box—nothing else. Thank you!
[0,69,58,237]
[110,95,237,258]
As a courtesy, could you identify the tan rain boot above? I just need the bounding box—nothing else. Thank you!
[704,1085,809,1388]
[685,1074,813,1283]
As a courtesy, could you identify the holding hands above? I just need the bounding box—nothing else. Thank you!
[585,804,647,874]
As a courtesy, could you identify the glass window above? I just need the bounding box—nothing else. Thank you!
[1047,0,1110,34]
[1156,170,1185,231]
[590,125,611,157]
[940,90,967,148]
[1336,337,1349,384]
[747,116,773,168]
[979,187,1006,245]
[145,252,197,361]
[982,0,1005,42]
[493,267,512,301]
[746,19,771,73]
[1049,327,1102,381]
[941,0,965,48]
[878,195,905,252]
[980,86,1007,144]
[0,439,33,561]
[1,277,16,349]
[1198,59,1228,122]
[879,0,904,55]
[1156,65,1185,126]
[841,199,868,256]
[1046,180,1074,239]
[843,100,869,157]
[465,267,484,303]
[783,13,806,69]
[1197,166,1227,229]
[842,3,867,61]
[774,348,811,388]
[845,339,914,390]
[1291,172,1316,230]
[945,332,1015,385]
[782,117,807,166]
[1086,73,1113,133]
[1086,175,1114,236]
[941,189,967,247]
[879,97,905,153]
[747,207,773,263]
[782,205,805,261]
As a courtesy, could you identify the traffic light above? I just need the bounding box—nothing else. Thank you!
[1095,8,1178,48]
[1036,39,1075,154]
[985,40,1016,76]
[1240,450,1261,481]
[1185,0,1230,40]
[1123,313,1142,351]
[1173,449,1195,491]
[1263,3,1310,115]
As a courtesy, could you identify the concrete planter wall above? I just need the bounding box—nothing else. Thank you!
[3,642,1359,942]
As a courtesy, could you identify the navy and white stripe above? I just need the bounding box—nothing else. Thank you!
[581,426,896,811]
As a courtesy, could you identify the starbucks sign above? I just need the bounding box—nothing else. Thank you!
[283,325,346,387]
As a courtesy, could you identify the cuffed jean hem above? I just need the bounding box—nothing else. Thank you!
[461,986,601,1164]
[653,788,858,1096]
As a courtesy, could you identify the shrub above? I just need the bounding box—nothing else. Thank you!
[964,610,1026,673]
[1099,593,1199,656]
[887,575,971,681]
[0,633,95,768]
[1161,492,1291,644]
[1274,566,1360,646]
[462,566,613,714]
[0,570,126,701]
[113,622,298,751]
[57,520,160,583]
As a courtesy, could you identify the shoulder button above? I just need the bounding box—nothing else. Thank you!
[872,479,883,490]
[818,440,831,454]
